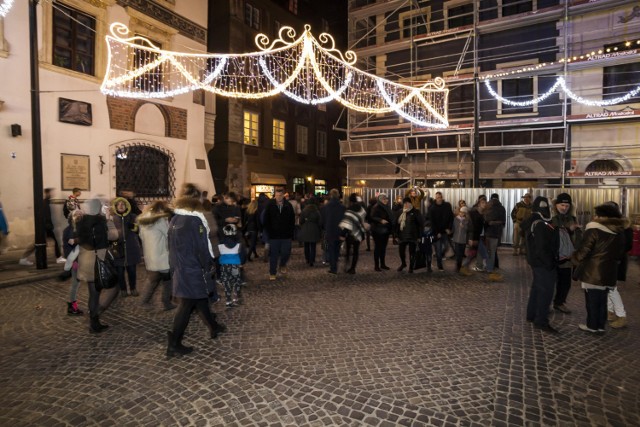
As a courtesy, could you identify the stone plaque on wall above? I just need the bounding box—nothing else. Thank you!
[61,154,90,191]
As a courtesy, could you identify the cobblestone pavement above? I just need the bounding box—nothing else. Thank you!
[0,246,639,426]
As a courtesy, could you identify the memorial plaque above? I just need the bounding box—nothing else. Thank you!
[61,154,90,191]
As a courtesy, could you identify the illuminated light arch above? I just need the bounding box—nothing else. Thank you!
[485,77,640,107]
[101,23,449,128]
[0,0,14,17]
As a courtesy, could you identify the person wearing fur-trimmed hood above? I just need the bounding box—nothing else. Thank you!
[138,201,176,311]
[166,184,226,358]
[110,197,142,297]
[571,204,626,334]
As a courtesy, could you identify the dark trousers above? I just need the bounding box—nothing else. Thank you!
[454,242,466,271]
[434,235,449,268]
[304,242,317,265]
[554,267,572,306]
[141,270,173,308]
[268,239,292,275]
[365,231,371,250]
[345,237,360,271]
[327,240,341,273]
[398,241,416,267]
[372,232,389,267]
[584,288,609,330]
[246,231,258,259]
[46,228,62,258]
[116,264,137,291]
[526,266,556,327]
[172,297,218,340]
[87,281,100,319]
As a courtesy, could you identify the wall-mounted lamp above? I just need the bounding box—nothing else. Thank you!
[307,176,313,182]
[11,124,21,137]
[359,180,366,185]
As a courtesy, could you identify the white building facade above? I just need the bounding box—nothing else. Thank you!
[0,0,215,249]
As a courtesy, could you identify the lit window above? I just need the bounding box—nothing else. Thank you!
[52,2,96,75]
[296,125,308,154]
[244,111,260,145]
[316,130,327,158]
[273,119,286,150]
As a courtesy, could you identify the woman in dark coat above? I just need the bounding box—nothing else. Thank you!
[369,194,393,271]
[76,197,118,333]
[298,199,322,266]
[110,197,142,297]
[395,197,424,273]
[244,199,260,261]
[571,204,626,333]
[167,185,226,358]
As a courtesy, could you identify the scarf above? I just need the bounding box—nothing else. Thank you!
[173,208,215,259]
[398,207,411,231]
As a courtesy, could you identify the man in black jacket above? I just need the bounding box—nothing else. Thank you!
[523,196,560,334]
[321,189,346,275]
[263,188,295,281]
[427,191,454,271]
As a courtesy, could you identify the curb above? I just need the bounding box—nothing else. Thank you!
[0,271,63,289]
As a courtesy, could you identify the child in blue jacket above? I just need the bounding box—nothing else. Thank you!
[218,224,246,308]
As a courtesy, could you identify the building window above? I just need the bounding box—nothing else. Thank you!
[399,6,430,39]
[502,0,533,17]
[133,37,163,92]
[444,1,473,29]
[273,119,286,150]
[296,125,308,154]
[496,61,538,115]
[293,177,305,194]
[245,3,260,30]
[244,111,260,145]
[316,130,327,158]
[603,42,640,103]
[115,144,175,203]
[447,83,474,119]
[289,0,298,15]
[52,2,96,76]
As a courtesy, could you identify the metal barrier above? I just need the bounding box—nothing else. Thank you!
[347,187,632,244]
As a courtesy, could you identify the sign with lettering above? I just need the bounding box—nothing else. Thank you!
[61,154,90,191]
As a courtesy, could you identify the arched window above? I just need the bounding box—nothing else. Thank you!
[585,159,622,172]
[115,143,175,203]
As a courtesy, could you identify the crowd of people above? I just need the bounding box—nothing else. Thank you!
[4,184,635,356]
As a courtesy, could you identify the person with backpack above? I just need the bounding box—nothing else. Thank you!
[523,196,560,334]
[551,193,581,314]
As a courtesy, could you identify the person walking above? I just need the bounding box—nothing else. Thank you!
[523,196,560,334]
[427,191,454,271]
[138,201,176,311]
[483,194,506,282]
[550,193,580,314]
[111,197,142,297]
[298,199,322,267]
[511,193,532,255]
[20,188,66,265]
[167,184,226,358]
[571,204,626,334]
[369,194,393,271]
[320,189,346,275]
[339,193,368,274]
[263,188,296,281]
[75,196,118,333]
[395,197,424,273]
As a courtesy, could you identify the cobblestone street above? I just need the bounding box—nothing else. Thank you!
[0,247,639,426]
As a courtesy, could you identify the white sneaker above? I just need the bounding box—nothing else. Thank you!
[472,266,485,272]
[19,258,34,266]
[56,257,67,264]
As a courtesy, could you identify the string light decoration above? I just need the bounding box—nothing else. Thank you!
[0,0,14,17]
[485,77,640,107]
[101,23,449,128]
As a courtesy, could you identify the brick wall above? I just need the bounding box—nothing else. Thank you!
[106,96,188,140]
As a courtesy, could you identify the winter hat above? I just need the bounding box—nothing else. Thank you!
[555,192,572,205]
[490,193,500,200]
[531,196,551,221]
[377,193,388,203]
[459,206,468,214]
[223,224,237,236]
[348,193,359,204]
[402,197,412,205]
[595,203,622,219]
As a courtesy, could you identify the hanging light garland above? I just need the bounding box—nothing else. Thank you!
[101,23,449,128]
[484,77,640,107]
[0,0,14,17]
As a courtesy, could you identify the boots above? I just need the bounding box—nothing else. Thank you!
[89,316,109,334]
[210,322,227,339]
[374,258,381,272]
[166,331,194,358]
[162,281,177,311]
[67,301,84,316]
[609,316,628,329]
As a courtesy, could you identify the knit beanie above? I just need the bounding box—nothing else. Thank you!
[555,192,572,205]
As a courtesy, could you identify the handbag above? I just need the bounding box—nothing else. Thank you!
[93,229,118,291]
[411,247,427,270]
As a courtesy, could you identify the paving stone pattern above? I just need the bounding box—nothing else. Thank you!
[0,247,639,426]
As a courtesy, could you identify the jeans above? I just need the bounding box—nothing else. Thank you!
[327,240,341,273]
[475,239,488,269]
[484,237,499,273]
[554,267,572,306]
[608,287,626,317]
[268,239,292,275]
[584,288,608,330]
[434,234,449,268]
[304,242,317,265]
[141,270,173,308]
[513,223,524,253]
[172,297,219,340]
[69,269,80,301]
[526,266,556,327]
[116,264,137,291]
